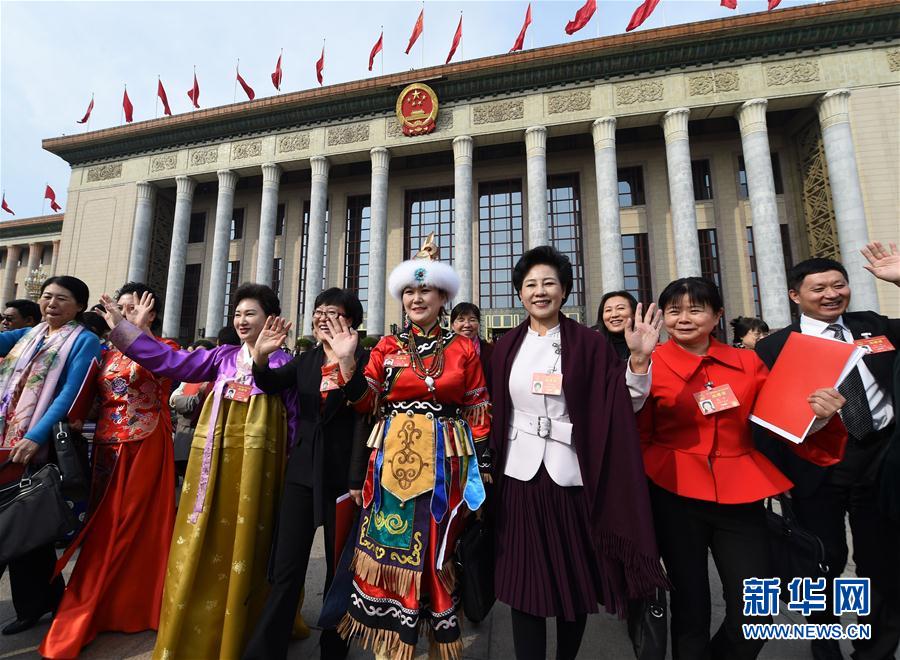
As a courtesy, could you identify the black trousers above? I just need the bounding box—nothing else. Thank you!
[510,608,587,660]
[649,483,770,660]
[243,481,347,660]
[791,432,900,660]
[1,543,64,621]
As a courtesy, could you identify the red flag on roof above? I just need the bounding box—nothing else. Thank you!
[1,194,14,216]
[720,0,737,9]
[44,186,62,213]
[565,0,596,35]
[187,72,200,109]
[237,69,255,100]
[316,46,325,85]
[123,88,134,123]
[626,0,661,31]
[157,79,172,116]
[76,95,94,124]
[271,53,283,90]
[510,4,532,53]
[406,8,424,54]
[369,31,383,71]
[446,15,462,64]
[768,0,782,8]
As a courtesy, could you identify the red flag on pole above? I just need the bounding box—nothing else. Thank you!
[768,0,782,9]
[405,8,424,54]
[271,53,283,90]
[1,194,14,216]
[446,15,462,64]
[565,0,596,35]
[510,4,532,53]
[369,32,383,71]
[44,186,62,213]
[720,0,737,9]
[187,72,200,109]
[76,95,94,124]
[157,79,172,116]
[316,46,325,85]
[123,88,134,123]
[237,70,255,100]
[626,0,662,31]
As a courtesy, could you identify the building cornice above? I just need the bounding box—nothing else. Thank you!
[42,0,899,166]
[0,216,63,240]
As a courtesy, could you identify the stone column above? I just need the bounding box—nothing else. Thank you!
[661,108,702,278]
[817,89,878,312]
[127,181,157,282]
[204,170,239,338]
[368,147,390,337]
[162,176,196,339]
[255,163,282,286]
[301,156,329,336]
[453,136,474,304]
[50,240,60,276]
[736,99,791,328]
[525,126,548,248]
[1,245,21,304]
[591,117,625,292]
[27,243,41,273]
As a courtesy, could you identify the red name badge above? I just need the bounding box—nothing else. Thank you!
[384,353,411,368]
[531,372,563,396]
[224,381,253,402]
[320,371,340,392]
[854,336,895,354]
[693,384,740,415]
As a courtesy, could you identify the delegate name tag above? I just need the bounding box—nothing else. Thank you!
[854,336,895,354]
[224,381,253,402]
[693,384,740,415]
[384,353,411,368]
[320,371,341,392]
[531,372,563,396]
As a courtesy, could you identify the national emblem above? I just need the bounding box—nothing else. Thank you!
[396,82,439,136]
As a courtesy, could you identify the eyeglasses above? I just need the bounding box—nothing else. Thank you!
[312,309,346,319]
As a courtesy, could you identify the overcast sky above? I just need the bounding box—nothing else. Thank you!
[0,0,824,218]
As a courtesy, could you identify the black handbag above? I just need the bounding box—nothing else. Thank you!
[766,494,829,598]
[0,462,79,564]
[627,588,668,660]
[454,517,496,623]
[51,422,91,501]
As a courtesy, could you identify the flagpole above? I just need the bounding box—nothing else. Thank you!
[279,48,283,94]
[421,1,425,69]
[234,59,239,103]
[42,182,47,216]
[87,93,93,133]
[381,26,384,77]
[120,84,125,125]
[155,77,160,119]
[460,11,464,61]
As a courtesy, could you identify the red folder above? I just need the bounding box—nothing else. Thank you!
[750,333,865,444]
[334,493,358,566]
[66,357,100,424]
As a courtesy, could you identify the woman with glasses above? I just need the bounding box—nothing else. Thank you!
[244,288,371,660]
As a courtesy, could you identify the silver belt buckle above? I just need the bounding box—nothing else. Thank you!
[537,416,551,439]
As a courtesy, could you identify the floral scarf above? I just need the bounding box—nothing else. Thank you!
[0,320,84,448]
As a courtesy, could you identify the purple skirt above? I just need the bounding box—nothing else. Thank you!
[494,465,604,620]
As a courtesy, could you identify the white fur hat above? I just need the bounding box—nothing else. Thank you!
[387,258,460,301]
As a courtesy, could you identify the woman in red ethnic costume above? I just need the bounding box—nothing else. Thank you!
[329,236,491,660]
[40,283,177,659]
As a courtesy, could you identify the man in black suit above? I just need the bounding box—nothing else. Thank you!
[755,252,899,660]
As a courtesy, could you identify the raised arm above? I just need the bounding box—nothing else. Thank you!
[0,328,30,357]
[108,320,223,383]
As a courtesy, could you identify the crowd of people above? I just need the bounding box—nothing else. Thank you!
[0,237,897,660]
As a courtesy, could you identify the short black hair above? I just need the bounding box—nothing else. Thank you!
[596,290,638,327]
[217,325,240,346]
[232,283,280,317]
[313,287,364,329]
[730,316,769,345]
[80,311,109,338]
[4,299,41,324]
[190,339,215,351]
[658,277,723,312]
[41,276,90,319]
[512,246,574,305]
[450,302,481,324]
[116,281,162,333]
[787,258,848,291]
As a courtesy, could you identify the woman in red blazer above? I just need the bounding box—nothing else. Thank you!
[637,277,847,660]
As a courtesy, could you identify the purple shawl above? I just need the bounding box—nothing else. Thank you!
[488,314,666,615]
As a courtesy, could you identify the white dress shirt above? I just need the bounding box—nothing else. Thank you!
[800,314,894,431]
[503,325,651,487]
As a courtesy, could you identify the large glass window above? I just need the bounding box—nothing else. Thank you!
[478,180,524,309]
[738,154,785,198]
[618,166,646,207]
[275,203,286,236]
[230,208,245,241]
[272,258,283,299]
[698,228,725,340]
[547,174,585,307]
[298,201,330,321]
[180,263,201,342]
[223,260,241,328]
[405,187,454,260]
[345,195,371,312]
[621,233,653,305]
[692,160,714,201]
[188,212,206,243]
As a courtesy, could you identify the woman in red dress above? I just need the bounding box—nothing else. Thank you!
[40,283,178,659]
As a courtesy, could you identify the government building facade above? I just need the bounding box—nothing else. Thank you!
[2,0,896,344]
